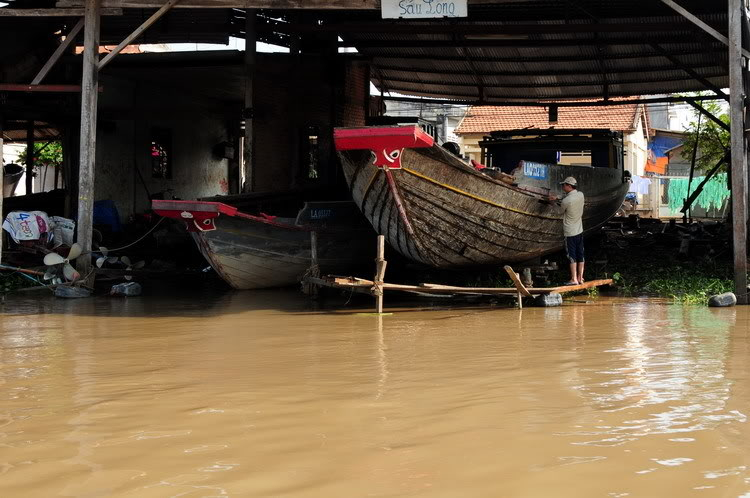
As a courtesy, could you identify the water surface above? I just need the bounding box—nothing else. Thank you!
[1,292,749,497]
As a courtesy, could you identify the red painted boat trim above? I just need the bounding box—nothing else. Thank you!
[151,199,311,232]
[334,125,434,150]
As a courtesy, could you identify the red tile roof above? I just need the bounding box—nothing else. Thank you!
[455,101,643,135]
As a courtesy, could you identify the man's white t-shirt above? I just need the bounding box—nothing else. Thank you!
[561,189,584,237]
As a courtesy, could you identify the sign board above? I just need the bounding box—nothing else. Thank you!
[522,161,548,180]
[381,0,468,19]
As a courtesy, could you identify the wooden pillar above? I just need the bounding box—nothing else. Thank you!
[732,1,750,296]
[25,120,34,195]
[242,9,256,192]
[729,0,748,303]
[76,0,101,278]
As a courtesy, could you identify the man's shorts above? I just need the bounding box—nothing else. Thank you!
[565,234,585,263]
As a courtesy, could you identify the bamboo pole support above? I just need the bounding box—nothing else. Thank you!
[374,234,387,313]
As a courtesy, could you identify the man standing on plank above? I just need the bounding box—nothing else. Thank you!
[549,176,585,285]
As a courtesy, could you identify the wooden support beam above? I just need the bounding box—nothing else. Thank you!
[262,21,726,36]
[98,0,181,70]
[375,72,729,89]
[659,0,750,59]
[0,84,84,92]
[25,121,34,195]
[75,0,101,281]
[729,0,748,304]
[57,0,511,9]
[381,94,725,108]
[57,0,378,7]
[31,19,85,85]
[0,8,121,15]
[243,8,256,192]
[374,48,727,64]
[373,61,725,78]
[346,36,718,49]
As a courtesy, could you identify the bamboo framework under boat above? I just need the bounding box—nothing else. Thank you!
[304,235,614,312]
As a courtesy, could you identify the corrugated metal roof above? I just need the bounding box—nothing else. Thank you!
[349,1,731,102]
[0,0,734,103]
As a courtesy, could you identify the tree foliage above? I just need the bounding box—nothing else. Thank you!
[679,96,729,173]
[18,141,63,168]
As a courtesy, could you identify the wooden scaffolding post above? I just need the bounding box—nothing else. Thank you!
[75,0,101,279]
[374,235,387,313]
[243,9,256,192]
[729,0,749,303]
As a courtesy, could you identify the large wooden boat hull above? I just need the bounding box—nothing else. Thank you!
[153,200,374,289]
[336,130,628,268]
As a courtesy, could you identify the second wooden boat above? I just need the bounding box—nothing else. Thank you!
[153,199,375,289]
[335,126,629,268]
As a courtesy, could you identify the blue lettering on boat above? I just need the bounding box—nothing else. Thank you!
[310,209,333,220]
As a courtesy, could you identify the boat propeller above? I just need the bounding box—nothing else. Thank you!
[43,243,82,283]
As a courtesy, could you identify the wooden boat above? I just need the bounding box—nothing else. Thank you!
[152,199,375,289]
[335,126,630,267]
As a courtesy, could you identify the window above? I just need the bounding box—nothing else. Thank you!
[150,128,172,179]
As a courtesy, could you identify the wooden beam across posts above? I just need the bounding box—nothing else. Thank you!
[729,0,748,304]
[0,8,122,15]
[31,19,85,85]
[658,0,750,60]
[55,0,377,8]
[52,0,529,8]
[98,0,181,70]
[0,84,84,92]
[242,8,256,192]
[75,0,101,281]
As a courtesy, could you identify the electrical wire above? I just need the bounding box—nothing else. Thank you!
[84,217,166,256]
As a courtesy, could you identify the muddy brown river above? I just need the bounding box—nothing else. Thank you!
[1,290,749,497]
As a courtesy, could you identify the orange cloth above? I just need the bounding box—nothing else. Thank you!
[645,156,668,175]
